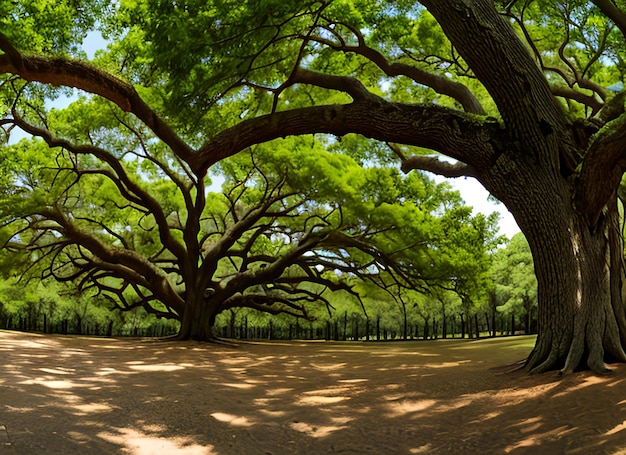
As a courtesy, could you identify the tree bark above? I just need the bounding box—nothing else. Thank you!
[517,185,626,374]
[413,0,626,374]
[175,293,218,341]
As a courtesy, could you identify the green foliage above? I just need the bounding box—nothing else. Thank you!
[491,233,537,327]
[1,0,106,56]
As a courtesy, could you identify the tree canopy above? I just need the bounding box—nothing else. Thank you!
[3,0,626,373]
[1,100,493,339]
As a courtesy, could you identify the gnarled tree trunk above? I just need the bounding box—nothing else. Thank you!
[501,174,626,374]
[175,291,218,341]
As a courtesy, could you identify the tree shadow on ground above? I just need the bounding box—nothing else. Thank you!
[1,331,625,454]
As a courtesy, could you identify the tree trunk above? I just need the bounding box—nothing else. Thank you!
[510,313,515,336]
[402,306,408,341]
[475,314,480,339]
[459,313,465,339]
[176,294,217,341]
[519,192,626,374]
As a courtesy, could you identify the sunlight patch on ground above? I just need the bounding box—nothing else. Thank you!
[96,367,129,376]
[98,428,214,454]
[266,387,294,396]
[210,412,253,427]
[606,420,626,436]
[19,378,77,389]
[552,375,611,397]
[128,364,186,372]
[410,444,433,454]
[434,397,473,412]
[310,362,347,371]
[470,411,502,424]
[422,360,472,369]
[221,382,255,389]
[72,403,113,415]
[371,350,439,357]
[39,367,74,375]
[495,383,560,406]
[386,399,437,417]
[504,425,575,453]
[337,378,368,384]
[259,409,287,417]
[289,420,347,438]
[298,395,349,405]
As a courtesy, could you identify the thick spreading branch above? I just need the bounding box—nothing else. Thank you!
[0,35,194,164]
[194,96,498,175]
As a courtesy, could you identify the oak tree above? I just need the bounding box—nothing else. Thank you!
[2,113,482,340]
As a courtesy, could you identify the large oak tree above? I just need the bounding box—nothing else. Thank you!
[3,124,485,340]
[2,0,626,373]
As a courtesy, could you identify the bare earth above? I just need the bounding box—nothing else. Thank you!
[1,331,626,454]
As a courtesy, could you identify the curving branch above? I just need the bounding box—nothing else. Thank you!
[0,34,194,164]
[304,22,486,115]
[193,95,498,175]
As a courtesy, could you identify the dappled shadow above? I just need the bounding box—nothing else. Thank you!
[1,331,625,454]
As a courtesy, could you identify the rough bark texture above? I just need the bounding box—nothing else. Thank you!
[176,293,217,341]
[419,0,626,374]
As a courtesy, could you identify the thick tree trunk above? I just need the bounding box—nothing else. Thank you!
[520,193,626,374]
[175,294,217,341]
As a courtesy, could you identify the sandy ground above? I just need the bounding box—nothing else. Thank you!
[1,331,626,455]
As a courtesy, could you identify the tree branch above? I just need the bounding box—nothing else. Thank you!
[0,34,194,164]
[304,25,486,114]
[9,113,189,263]
[193,98,498,175]
[387,143,477,178]
[575,114,626,227]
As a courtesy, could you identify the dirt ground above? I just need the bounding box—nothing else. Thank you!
[1,331,626,455]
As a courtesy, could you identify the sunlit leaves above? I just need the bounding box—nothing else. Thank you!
[491,232,537,319]
[1,0,106,56]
